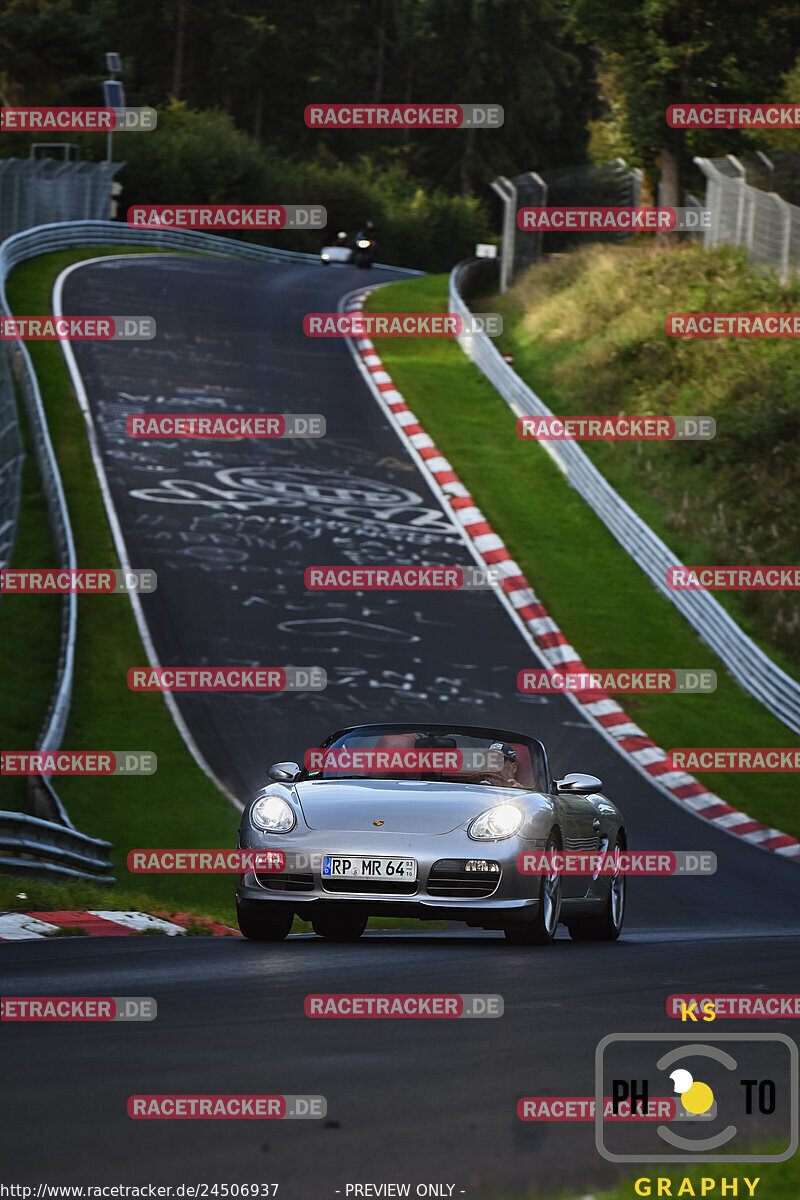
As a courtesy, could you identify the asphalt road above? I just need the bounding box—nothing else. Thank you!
[1,255,798,1195]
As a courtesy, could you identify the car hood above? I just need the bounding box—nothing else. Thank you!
[293,778,532,834]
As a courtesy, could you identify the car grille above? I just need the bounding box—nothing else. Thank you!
[321,878,418,895]
[256,872,315,892]
[427,859,501,898]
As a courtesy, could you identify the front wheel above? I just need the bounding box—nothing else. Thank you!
[504,832,562,946]
[567,837,626,942]
[237,901,293,942]
[311,909,368,942]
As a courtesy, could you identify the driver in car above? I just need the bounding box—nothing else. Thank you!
[479,741,526,789]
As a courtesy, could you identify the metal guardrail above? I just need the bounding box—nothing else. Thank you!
[0,811,114,883]
[0,219,423,881]
[450,258,800,737]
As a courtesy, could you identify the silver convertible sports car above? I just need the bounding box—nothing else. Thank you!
[235,722,626,945]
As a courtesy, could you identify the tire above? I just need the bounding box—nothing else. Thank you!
[311,909,368,942]
[567,836,626,942]
[504,832,562,946]
[237,901,293,942]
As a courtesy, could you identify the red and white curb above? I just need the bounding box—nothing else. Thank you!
[0,911,239,941]
[343,286,800,863]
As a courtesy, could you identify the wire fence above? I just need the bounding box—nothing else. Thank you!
[491,159,643,291]
[694,153,800,280]
[0,157,122,243]
[450,257,800,738]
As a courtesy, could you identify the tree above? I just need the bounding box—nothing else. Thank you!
[562,0,800,206]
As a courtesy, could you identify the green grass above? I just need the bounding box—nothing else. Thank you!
[493,241,800,678]
[1,247,242,922]
[364,274,800,839]
[487,1144,797,1200]
[0,388,62,812]
[0,254,454,931]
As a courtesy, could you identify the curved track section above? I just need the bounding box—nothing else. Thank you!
[2,254,797,1194]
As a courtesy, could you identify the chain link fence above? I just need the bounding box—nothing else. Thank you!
[0,157,122,243]
[694,153,800,281]
[491,159,643,291]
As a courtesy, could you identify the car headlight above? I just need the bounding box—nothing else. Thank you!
[357,239,371,248]
[468,803,525,840]
[250,794,296,833]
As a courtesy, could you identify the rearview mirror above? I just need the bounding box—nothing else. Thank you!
[555,772,602,796]
[268,761,300,783]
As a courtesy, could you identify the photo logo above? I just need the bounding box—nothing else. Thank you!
[595,1033,798,1162]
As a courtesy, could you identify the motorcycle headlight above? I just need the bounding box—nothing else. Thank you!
[250,794,296,834]
[468,803,524,841]
[357,239,371,248]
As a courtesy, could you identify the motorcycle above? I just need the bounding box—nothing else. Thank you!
[352,232,376,268]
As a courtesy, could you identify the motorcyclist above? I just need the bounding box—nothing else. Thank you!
[479,742,526,789]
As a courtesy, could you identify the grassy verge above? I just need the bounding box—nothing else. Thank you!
[0,391,62,812]
[489,1145,797,1200]
[0,248,451,932]
[364,275,800,839]
[0,247,243,923]
[492,241,800,679]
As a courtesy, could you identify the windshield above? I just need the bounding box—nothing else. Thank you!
[299,726,547,791]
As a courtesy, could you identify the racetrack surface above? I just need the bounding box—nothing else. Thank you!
[2,255,797,1194]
